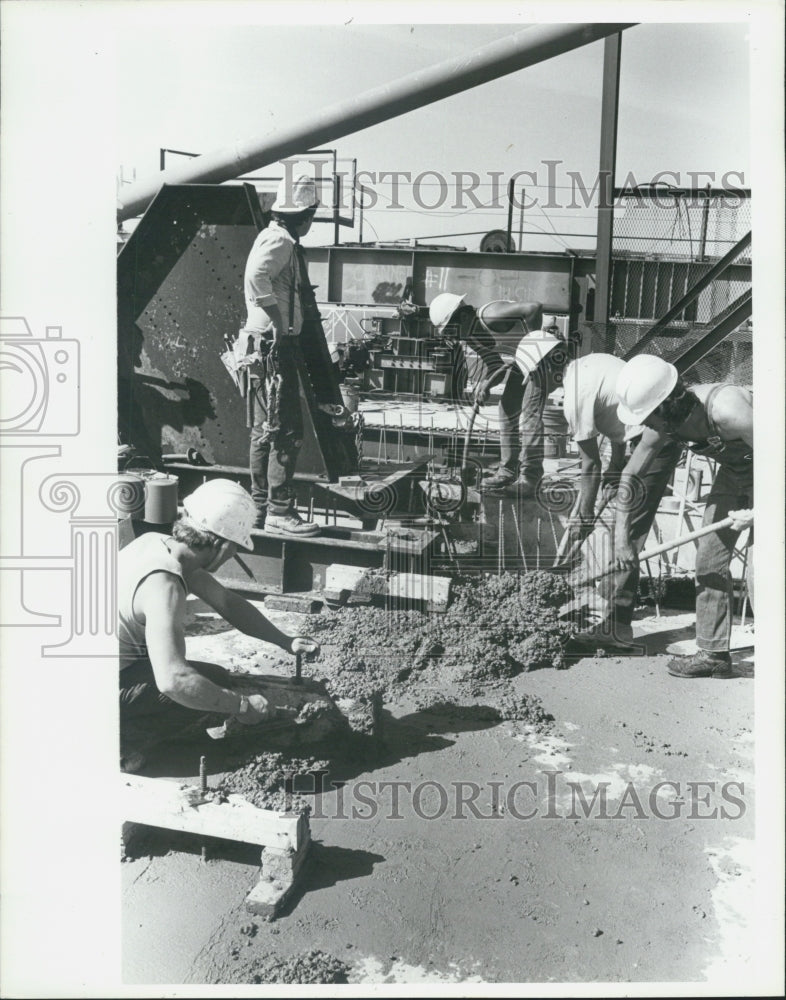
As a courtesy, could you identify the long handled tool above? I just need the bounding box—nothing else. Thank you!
[571,514,738,590]
[557,514,742,622]
[552,491,612,570]
[461,397,482,472]
[461,364,514,473]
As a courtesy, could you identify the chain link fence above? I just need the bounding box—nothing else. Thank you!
[595,189,752,386]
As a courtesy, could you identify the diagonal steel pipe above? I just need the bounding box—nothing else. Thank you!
[622,230,752,360]
[674,289,752,376]
[118,23,636,221]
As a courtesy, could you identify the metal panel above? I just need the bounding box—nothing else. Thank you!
[307,245,573,313]
[118,184,357,477]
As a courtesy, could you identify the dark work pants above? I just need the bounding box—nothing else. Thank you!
[119,658,235,740]
[695,464,753,653]
[248,340,304,517]
[498,370,547,485]
[598,440,683,625]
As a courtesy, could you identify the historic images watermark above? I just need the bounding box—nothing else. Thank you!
[0,315,144,653]
[280,157,748,212]
[286,771,747,823]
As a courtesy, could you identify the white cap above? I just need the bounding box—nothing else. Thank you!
[181,479,256,551]
[271,174,319,213]
[429,292,466,333]
[616,355,678,425]
[514,331,562,377]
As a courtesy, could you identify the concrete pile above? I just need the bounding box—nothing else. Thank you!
[306,570,574,702]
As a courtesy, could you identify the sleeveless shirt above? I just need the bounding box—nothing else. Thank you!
[118,533,186,668]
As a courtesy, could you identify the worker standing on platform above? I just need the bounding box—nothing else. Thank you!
[118,480,320,770]
[429,295,574,498]
[560,352,682,648]
[614,355,754,678]
[241,174,321,536]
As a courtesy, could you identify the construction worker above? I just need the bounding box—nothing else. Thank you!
[242,174,321,536]
[118,479,320,769]
[615,355,753,678]
[429,294,572,497]
[560,352,682,647]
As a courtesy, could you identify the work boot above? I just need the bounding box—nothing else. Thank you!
[481,468,516,491]
[667,650,733,679]
[254,510,266,530]
[512,477,539,500]
[570,619,636,651]
[265,509,321,537]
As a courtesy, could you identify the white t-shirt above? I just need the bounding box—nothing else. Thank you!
[563,353,643,444]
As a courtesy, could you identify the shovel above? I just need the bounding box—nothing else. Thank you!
[552,491,612,571]
[558,514,739,619]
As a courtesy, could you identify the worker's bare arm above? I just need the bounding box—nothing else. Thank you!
[613,427,670,567]
[187,569,316,654]
[260,302,286,341]
[712,386,753,448]
[137,573,243,715]
[576,438,601,519]
[608,440,627,473]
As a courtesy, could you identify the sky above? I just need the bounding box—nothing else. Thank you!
[115,19,751,252]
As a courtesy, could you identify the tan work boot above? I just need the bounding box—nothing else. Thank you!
[667,650,733,678]
[265,509,321,537]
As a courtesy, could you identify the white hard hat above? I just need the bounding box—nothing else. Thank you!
[429,292,466,333]
[271,174,319,213]
[514,331,562,377]
[616,355,678,425]
[181,479,256,551]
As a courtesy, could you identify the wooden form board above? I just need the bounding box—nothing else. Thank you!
[324,564,452,611]
[120,775,309,852]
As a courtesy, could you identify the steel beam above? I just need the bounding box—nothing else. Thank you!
[118,23,636,221]
[593,32,622,328]
[622,230,751,360]
[673,289,752,376]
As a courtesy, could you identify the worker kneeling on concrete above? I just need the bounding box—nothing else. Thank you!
[119,479,320,766]
[430,294,574,498]
[615,355,753,678]
[560,352,682,649]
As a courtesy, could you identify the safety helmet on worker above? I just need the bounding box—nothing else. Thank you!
[514,331,562,377]
[615,355,679,425]
[181,479,256,551]
[429,292,467,333]
[271,174,320,213]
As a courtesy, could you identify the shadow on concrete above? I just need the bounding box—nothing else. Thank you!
[123,700,504,789]
[276,842,386,918]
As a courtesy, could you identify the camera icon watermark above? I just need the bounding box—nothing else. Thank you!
[0,316,80,435]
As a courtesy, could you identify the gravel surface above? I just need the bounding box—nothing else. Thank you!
[214,948,349,984]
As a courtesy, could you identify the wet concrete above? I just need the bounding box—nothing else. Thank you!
[122,606,755,986]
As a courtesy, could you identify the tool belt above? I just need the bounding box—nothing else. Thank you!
[244,337,300,432]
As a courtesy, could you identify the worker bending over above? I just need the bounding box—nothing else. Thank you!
[119,479,319,768]
[615,355,753,678]
[429,293,574,497]
[561,352,682,648]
